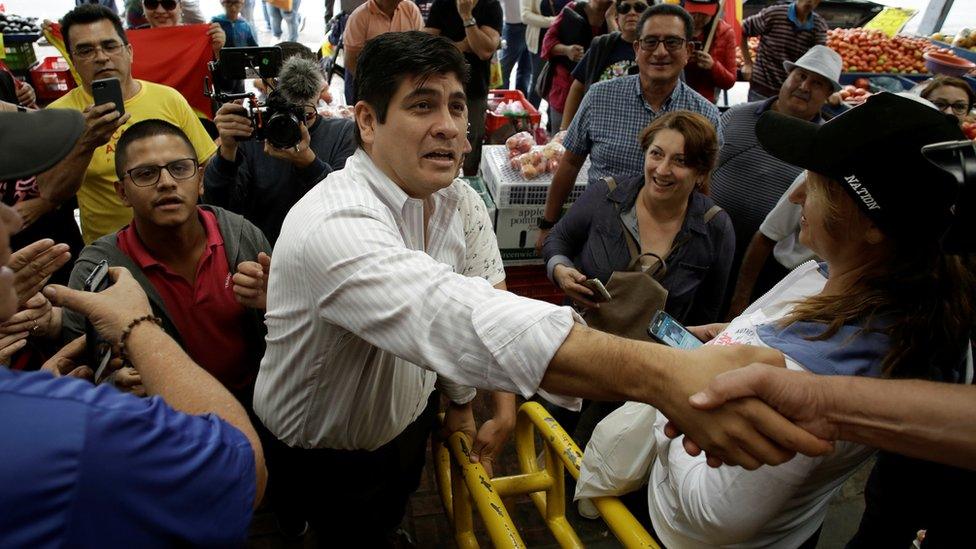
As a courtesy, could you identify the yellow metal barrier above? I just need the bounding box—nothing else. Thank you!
[435,402,660,548]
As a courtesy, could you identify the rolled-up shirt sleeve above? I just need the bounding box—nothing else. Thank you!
[301,204,582,410]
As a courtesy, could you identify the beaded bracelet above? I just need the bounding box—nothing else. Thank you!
[119,314,163,365]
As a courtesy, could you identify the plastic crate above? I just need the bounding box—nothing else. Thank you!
[480,145,590,208]
[504,265,565,305]
[30,57,76,102]
[485,89,541,142]
[2,40,36,72]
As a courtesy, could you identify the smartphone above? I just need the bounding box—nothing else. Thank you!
[91,77,125,117]
[582,278,612,302]
[83,260,114,384]
[647,310,702,349]
[691,41,703,51]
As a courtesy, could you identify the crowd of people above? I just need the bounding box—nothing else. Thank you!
[0,0,975,547]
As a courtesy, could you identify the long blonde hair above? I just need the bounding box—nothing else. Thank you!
[782,173,975,379]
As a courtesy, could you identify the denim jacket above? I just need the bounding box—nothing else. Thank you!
[543,174,736,324]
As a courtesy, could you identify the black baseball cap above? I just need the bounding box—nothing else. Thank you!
[0,109,85,180]
[756,92,965,243]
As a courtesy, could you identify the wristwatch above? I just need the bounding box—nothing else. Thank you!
[463,17,477,27]
[536,217,557,230]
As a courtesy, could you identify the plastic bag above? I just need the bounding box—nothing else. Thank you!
[574,401,659,500]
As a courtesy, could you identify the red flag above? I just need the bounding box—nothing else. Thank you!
[128,25,214,118]
[43,23,214,118]
[725,0,743,46]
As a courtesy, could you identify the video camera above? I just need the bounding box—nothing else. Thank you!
[922,140,976,255]
[205,46,306,149]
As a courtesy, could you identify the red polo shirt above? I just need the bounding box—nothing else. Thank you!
[116,208,255,390]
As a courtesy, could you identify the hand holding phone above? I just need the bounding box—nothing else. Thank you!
[582,278,612,302]
[91,77,125,117]
[647,310,703,350]
[83,260,114,383]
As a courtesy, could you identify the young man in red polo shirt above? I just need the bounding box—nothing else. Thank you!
[57,120,272,407]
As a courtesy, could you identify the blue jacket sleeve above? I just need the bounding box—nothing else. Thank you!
[542,178,608,282]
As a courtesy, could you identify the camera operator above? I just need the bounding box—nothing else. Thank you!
[205,56,356,245]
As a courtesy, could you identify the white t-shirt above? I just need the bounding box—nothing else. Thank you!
[646,261,877,548]
[758,172,817,270]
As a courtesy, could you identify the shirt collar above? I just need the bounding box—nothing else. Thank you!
[633,76,686,112]
[118,207,221,270]
[787,2,815,31]
[349,148,460,225]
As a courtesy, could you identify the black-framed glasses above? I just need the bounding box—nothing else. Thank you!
[617,2,648,15]
[72,40,126,60]
[639,36,687,52]
[302,105,318,122]
[930,100,971,116]
[125,158,199,187]
[143,0,178,11]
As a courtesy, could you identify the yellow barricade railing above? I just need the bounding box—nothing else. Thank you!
[435,402,660,548]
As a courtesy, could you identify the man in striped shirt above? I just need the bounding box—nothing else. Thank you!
[254,30,831,544]
[711,45,841,316]
[740,0,827,100]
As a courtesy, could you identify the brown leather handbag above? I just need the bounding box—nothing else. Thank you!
[583,177,722,341]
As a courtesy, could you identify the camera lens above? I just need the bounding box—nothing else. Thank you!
[265,112,303,149]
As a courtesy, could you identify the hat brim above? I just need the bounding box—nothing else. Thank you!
[783,60,842,92]
[0,109,86,181]
[755,109,827,175]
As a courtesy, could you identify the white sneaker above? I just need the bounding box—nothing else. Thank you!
[577,498,599,520]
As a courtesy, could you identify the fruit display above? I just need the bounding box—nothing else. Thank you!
[735,37,760,68]
[506,131,568,179]
[838,84,873,105]
[931,28,976,52]
[0,13,41,36]
[826,27,947,74]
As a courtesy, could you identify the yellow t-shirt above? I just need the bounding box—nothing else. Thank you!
[49,80,217,243]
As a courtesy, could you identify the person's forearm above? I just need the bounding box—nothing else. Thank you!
[125,322,267,505]
[465,26,498,61]
[543,150,583,221]
[739,39,753,66]
[551,43,573,58]
[560,80,585,131]
[825,376,976,470]
[727,232,775,318]
[541,324,672,403]
[36,143,95,203]
[345,48,359,77]
[491,390,517,422]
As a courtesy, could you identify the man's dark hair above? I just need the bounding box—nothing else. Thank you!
[353,31,469,146]
[115,120,196,180]
[638,3,694,40]
[60,4,128,55]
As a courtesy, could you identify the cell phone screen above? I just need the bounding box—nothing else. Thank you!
[647,310,702,349]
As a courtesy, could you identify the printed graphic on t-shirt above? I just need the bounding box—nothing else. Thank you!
[599,60,638,82]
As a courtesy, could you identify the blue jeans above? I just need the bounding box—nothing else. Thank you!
[500,23,533,99]
[269,0,301,41]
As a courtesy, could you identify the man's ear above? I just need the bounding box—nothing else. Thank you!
[114,179,131,207]
[354,101,377,147]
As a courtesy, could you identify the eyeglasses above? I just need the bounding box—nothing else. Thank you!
[639,36,687,52]
[303,105,318,122]
[143,0,178,11]
[930,100,971,116]
[125,158,199,187]
[72,40,126,60]
[617,2,648,15]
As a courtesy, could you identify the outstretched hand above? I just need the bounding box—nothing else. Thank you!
[233,252,271,309]
[43,267,152,345]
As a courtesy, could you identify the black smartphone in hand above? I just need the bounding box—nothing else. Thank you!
[92,77,125,117]
[83,260,114,383]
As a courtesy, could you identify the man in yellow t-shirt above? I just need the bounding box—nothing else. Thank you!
[38,5,216,244]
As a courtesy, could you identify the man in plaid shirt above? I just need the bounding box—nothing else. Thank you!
[536,3,721,248]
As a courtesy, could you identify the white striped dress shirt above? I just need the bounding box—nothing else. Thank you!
[254,149,580,450]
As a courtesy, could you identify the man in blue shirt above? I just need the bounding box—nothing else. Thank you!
[537,3,721,249]
[0,109,266,547]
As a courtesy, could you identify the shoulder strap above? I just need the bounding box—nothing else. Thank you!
[603,176,641,261]
[703,204,723,224]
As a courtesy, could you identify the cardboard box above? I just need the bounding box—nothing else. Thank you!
[494,205,568,265]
